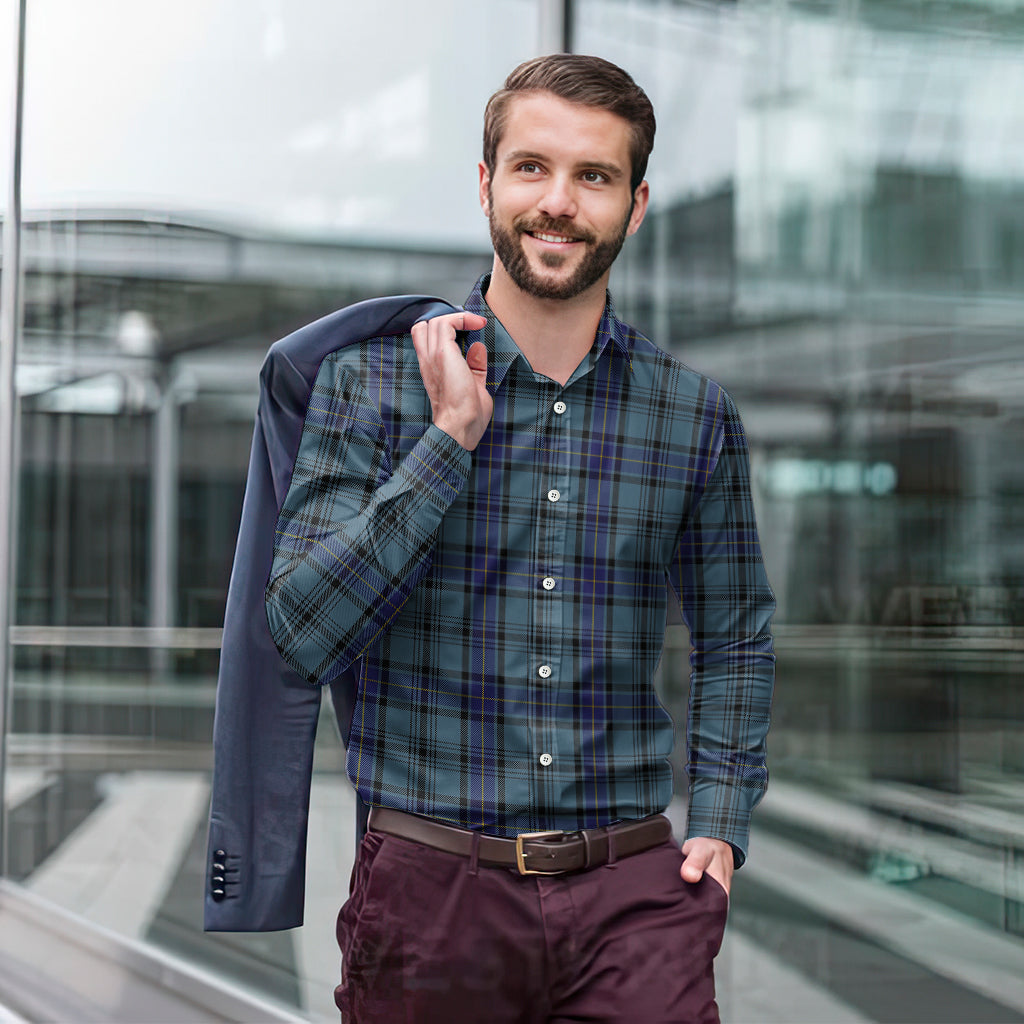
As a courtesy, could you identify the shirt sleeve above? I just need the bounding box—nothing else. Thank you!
[265,351,471,684]
[667,384,776,867]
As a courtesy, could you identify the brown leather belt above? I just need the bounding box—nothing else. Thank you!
[368,806,673,876]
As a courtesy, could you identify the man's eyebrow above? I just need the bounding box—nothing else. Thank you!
[503,150,626,180]
[503,150,548,166]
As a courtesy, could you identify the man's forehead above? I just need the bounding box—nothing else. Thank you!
[496,91,632,165]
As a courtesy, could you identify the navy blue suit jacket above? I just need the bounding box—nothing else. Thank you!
[204,294,458,932]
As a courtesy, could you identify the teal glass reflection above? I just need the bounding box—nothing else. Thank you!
[576,1,1024,1021]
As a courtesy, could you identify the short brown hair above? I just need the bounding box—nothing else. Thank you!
[483,54,656,193]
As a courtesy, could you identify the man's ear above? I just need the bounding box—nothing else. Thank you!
[478,162,491,216]
[626,180,650,237]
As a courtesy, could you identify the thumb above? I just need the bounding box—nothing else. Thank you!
[680,844,710,883]
[466,340,488,376]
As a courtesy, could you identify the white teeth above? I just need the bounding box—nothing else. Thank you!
[533,232,575,244]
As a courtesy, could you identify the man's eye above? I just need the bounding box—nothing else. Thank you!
[582,171,607,184]
[518,163,540,174]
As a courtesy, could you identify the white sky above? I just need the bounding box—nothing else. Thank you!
[13,0,541,245]
[4,0,749,245]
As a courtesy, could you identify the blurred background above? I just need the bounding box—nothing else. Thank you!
[1,0,1023,1021]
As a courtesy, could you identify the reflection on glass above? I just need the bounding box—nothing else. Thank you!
[577,1,1024,1021]
[8,1,538,1019]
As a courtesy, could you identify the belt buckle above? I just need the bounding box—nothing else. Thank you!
[515,830,565,875]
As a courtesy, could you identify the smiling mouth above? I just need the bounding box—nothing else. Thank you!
[527,231,581,244]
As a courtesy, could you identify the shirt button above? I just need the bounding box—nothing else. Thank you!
[539,753,553,766]
[538,665,552,679]
[553,401,567,415]
[547,488,560,503]
[542,577,556,591]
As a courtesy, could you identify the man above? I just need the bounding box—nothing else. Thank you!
[266,54,775,1023]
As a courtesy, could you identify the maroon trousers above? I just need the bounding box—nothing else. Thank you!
[335,828,728,1023]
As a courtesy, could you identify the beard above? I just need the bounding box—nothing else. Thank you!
[488,188,631,301]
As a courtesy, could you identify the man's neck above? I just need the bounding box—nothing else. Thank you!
[484,259,608,387]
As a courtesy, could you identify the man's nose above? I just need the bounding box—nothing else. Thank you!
[536,176,578,220]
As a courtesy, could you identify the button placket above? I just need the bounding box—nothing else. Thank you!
[532,385,570,813]
[547,388,577,780]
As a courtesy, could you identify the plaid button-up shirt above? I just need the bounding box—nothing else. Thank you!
[267,276,775,862]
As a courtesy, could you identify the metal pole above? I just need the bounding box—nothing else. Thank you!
[0,0,28,878]
[149,364,178,677]
[537,0,571,53]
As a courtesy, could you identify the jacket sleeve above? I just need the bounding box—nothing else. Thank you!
[667,385,776,868]
[265,351,472,684]
[205,400,326,932]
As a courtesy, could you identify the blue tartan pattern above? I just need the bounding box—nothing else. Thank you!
[266,276,775,863]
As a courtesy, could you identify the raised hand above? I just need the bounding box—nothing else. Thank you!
[412,311,491,452]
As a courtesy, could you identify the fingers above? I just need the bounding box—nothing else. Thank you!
[412,312,488,391]
[412,313,486,383]
[411,311,487,350]
[410,311,492,453]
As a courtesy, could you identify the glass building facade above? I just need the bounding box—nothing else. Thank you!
[1,1,1023,1020]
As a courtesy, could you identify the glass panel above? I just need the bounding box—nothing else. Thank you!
[0,1,12,216]
[12,1,539,1018]
[576,1,1024,1020]
[0,0,20,903]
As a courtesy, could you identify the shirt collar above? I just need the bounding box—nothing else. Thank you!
[461,274,635,391]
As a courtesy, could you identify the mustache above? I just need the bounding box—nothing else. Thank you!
[513,216,595,245]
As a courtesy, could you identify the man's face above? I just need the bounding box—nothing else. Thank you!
[480,92,649,302]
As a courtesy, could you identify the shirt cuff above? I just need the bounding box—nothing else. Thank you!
[397,423,472,513]
[685,778,759,868]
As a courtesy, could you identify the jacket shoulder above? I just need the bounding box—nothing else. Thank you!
[268,294,457,368]
[256,294,458,410]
